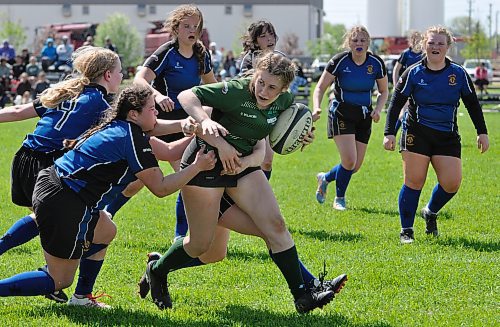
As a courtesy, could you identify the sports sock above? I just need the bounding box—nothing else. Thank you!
[75,258,104,296]
[175,193,188,237]
[0,215,39,255]
[324,164,340,182]
[169,257,204,273]
[335,165,354,197]
[270,246,306,300]
[152,237,194,276]
[0,269,55,296]
[427,184,456,214]
[269,250,315,286]
[398,184,422,229]
[263,170,272,180]
[104,192,130,217]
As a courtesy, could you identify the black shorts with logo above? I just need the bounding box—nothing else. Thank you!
[156,108,188,143]
[327,100,373,144]
[400,122,461,158]
[32,167,99,259]
[180,137,260,188]
[11,146,65,207]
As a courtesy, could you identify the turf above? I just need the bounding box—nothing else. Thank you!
[0,104,498,326]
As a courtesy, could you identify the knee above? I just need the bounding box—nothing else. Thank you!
[52,275,74,291]
[187,239,212,257]
[441,180,461,193]
[341,158,356,171]
[266,213,288,235]
[200,247,227,264]
[102,219,117,244]
[404,175,425,190]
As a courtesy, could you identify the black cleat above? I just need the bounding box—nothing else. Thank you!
[421,207,439,236]
[400,229,415,244]
[322,274,348,294]
[145,260,172,310]
[294,288,335,314]
[38,265,69,303]
[138,252,162,298]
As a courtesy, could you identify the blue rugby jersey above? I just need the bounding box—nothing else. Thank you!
[398,58,478,132]
[326,51,386,107]
[22,84,111,153]
[143,41,212,112]
[54,120,159,208]
[396,48,424,76]
[385,58,487,135]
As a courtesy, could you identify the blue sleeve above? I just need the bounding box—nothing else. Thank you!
[32,98,47,117]
[203,51,213,74]
[124,124,159,174]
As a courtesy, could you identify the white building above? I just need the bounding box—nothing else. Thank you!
[0,0,324,55]
[367,0,444,36]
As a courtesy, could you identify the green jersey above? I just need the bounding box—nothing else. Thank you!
[192,78,294,154]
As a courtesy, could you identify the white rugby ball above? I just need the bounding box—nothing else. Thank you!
[269,103,313,155]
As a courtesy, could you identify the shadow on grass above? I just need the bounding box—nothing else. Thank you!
[217,304,393,327]
[351,207,399,217]
[227,248,270,261]
[27,305,220,327]
[437,236,499,252]
[290,228,364,243]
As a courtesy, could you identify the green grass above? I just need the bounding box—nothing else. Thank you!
[0,108,498,326]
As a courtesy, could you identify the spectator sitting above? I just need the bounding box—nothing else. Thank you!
[289,58,308,95]
[41,38,58,72]
[32,71,50,98]
[0,40,16,65]
[14,73,32,104]
[26,56,41,77]
[12,55,26,80]
[14,90,32,105]
[104,37,118,53]
[474,62,489,95]
[83,35,94,46]
[209,41,223,76]
[55,35,74,70]
[21,48,30,65]
[220,50,237,80]
[0,58,11,80]
[0,77,9,108]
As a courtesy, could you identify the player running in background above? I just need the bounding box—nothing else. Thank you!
[312,26,389,210]
[383,26,489,243]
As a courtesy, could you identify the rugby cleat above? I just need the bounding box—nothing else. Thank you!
[138,252,162,298]
[400,229,415,244]
[145,260,172,310]
[68,292,111,309]
[333,197,346,211]
[315,172,329,204]
[294,288,335,314]
[421,207,439,236]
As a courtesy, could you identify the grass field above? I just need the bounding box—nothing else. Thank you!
[0,105,498,326]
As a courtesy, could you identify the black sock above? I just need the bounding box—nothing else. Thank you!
[270,246,306,300]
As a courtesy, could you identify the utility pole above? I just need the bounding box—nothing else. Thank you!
[496,10,499,57]
[488,3,492,50]
[468,0,473,36]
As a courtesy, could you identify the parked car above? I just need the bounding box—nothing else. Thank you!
[463,59,494,81]
[311,54,331,81]
[380,54,399,86]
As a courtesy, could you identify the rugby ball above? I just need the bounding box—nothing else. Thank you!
[269,103,313,155]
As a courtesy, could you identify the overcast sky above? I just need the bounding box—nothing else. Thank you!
[324,0,500,31]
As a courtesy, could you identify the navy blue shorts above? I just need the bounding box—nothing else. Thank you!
[33,167,99,259]
[400,122,461,158]
[10,146,64,207]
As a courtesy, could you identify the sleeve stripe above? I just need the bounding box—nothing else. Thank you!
[127,123,144,171]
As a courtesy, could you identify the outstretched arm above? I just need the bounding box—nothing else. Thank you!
[0,103,37,123]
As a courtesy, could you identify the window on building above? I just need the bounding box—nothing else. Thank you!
[62,3,71,17]
[137,4,146,17]
[149,5,156,15]
[243,4,253,18]
[225,5,232,15]
[82,5,89,15]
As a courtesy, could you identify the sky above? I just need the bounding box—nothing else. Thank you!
[324,0,500,32]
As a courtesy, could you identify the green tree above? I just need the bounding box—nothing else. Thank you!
[461,22,491,59]
[94,13,142,69]
[307,22,346,57]
[448,16,483,36]
[0,14,27,50]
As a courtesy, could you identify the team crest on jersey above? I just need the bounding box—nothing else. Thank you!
[448,74,457,86]
[339,120,346,130]
[406,133,415,146]
[221,81,229,94]
[174,61,183,69]
[367,65,374,74]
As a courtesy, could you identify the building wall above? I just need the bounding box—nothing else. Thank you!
[0,3,322,55]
